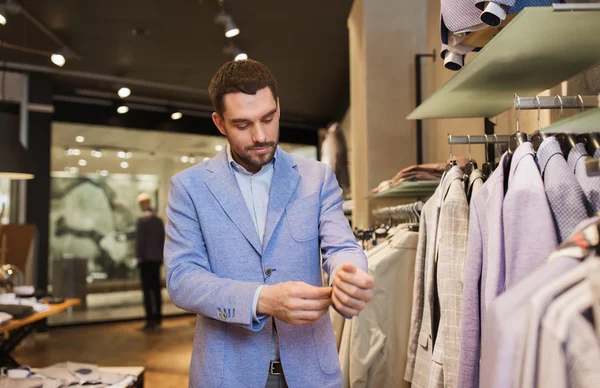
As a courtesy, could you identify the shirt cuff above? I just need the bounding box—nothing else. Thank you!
[252,285,267,322]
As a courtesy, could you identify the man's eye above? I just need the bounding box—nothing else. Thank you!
[237,124,250,129]
[263,118,273,123]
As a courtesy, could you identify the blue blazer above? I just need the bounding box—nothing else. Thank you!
[164,147,367,388]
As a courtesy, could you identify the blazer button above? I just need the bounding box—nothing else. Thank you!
[265,268,272,276]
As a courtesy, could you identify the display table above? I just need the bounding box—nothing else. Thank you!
[0,298,80,367]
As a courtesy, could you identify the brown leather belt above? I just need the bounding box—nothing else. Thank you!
[269,361,284,376]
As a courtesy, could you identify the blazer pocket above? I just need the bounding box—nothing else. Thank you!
[286,193,320,242]
[312,315,340,374]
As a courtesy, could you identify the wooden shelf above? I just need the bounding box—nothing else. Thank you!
[369,181,439,199]
[408,7,600,119]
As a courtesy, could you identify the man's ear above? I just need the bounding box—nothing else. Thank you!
[212,112,227,136]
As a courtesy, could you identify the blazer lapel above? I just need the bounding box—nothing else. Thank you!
[205,151,263,255]
[262,148,300,250]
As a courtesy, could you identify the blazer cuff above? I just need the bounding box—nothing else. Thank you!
[252,285,267,322]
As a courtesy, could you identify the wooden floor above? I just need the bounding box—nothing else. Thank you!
[13,316,196,388]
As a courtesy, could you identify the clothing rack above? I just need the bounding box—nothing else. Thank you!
[447,135,510,145]
[513,94,599,110]
[372,202,423,224]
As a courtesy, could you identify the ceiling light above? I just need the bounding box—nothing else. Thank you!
[120,161,129,169]
[72,149,81,156]
[235,52,248,61]
[51,53,66,67]
[0,7,6,26]
[69,167,79,174]
[91,150,102,158]
[171,111,183,120]
[78,159,87,166]
[117,105,129,114]
[75,136,85,143]
[215,145,224,152]
[100,170,109,176]
[203,157,210,162]
[223,42,248,62]
[224,19,240,38]
[126,152,132,159]
[180,156,189,163]
[189,157,196,164]
[117,87,131,98]
[117,151,126,159]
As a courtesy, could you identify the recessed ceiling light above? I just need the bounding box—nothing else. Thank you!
[180,156,189,163]
[117,105,129,114]
[51,53,66,67]
[78,159,87,166]
[91,150,103,158]
[235,52,248,61]
[203,157,210,162]
[69,167,79,174]
[118,87,131,98]
[120,161,129,169]
[189,157,196,164]
[100,170,109,176]
[171,111,183,120]
[215,145,224,152]
[0,14,6,26]
[126,152,132,159]
[75,136,85,143]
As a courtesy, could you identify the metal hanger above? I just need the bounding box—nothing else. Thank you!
[446,134,458,171]
[555,95,580,159]
[531,96,547,152]
[509,95,528,153]
[482,134,493,179]
[464,134,478,177]
[571,95,600,156]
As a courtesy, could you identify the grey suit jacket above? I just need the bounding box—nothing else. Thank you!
[406,166,468,388]
[405,176,442,384]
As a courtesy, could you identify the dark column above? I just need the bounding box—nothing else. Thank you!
[26,74,53,292]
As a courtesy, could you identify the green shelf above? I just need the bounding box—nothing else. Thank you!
[369,181,439,199]
[544,108,600,134]
[408,7,600,119]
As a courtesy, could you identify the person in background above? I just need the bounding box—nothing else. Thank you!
[135,192,165,332]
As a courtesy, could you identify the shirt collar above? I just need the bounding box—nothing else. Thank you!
[226,144,277,175]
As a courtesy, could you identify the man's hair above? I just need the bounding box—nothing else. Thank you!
[208,59,278,117]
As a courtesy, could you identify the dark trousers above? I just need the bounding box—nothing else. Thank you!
[139,261,162,325]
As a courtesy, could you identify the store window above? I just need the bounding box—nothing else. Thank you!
[49,122,317,324]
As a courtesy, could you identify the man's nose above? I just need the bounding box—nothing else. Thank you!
[252,124,267,144]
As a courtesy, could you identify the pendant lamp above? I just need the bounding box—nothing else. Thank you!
[0,111,34,180]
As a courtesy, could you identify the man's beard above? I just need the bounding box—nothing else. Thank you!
[234,141,277,170]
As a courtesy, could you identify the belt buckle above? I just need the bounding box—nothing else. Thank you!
[270,361,283,376]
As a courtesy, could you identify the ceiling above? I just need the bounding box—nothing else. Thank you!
[51,122,317,175]
[0,0,353,125]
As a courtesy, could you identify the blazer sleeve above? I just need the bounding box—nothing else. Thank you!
[456,203,484,388]
[319,165,367,279]
[164,176,265,331]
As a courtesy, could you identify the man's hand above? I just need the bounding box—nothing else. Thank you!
[332,263,374,317]
[257,281,332,326]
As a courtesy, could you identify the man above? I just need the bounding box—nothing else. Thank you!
[136,192,165,332]
[164,59,374,388]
